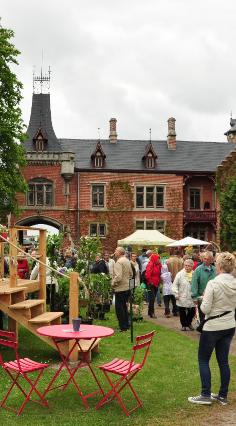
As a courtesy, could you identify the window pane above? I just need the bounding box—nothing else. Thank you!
[36,191,44,205]
[45,192,52,205]
[136,221,145,230]
[99,224,106,236]
[156,187,164,207]
[90,224,97,236]
[156,220,165,233]
[190,189,200,209]
[92,185,104,207]
[146,220,154,230]
[146,187,154,208]
[27,185,35,205]
[136,187,144,208]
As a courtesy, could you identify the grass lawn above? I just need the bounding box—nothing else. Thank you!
[1,311,236,425]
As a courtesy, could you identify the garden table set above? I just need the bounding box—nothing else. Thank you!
[0,324,154,417]
[37,324,114,408]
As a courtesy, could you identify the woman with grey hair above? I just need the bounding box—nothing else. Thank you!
[188,252,236,406]
[172,259,195,331]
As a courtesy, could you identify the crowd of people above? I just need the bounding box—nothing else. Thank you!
[2,241,236,407]
[107,246,236,407]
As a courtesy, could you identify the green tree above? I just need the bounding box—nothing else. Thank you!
[219,174,236,251]
[0,25,27,222]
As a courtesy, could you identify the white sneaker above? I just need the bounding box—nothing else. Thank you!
[188,395,212,405]
[211,393,228,405]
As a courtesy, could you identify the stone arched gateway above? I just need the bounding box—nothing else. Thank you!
[15,215,63,231]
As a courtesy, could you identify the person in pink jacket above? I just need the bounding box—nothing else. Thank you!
[145,253,161,318]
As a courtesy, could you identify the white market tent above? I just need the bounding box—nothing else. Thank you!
[118,230,174,247]
[167,236,208,247]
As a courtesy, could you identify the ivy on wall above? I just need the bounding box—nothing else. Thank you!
[107,180,133,210]
[218,173,236,251]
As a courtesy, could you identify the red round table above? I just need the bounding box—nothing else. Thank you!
[37,324,114,408]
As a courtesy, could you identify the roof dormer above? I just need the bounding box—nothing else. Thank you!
[142,142,157,169]
[33,128,48,152]
[91,141,106,168]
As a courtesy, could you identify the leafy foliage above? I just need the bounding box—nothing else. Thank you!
[219,174,236,250]
[0,26,27,221]
[90,273,112,304]
[75,236,102,316]
[46,233,63,264]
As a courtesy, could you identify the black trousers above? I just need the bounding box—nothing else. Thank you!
[148,285,158,316]
[115,290,130,331]
[163,295,178,315]
[178,306,195,327]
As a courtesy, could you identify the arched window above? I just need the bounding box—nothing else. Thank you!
[146,153,155,168]
[27,178,53,206]
[94,152,103,168]
[35,135,44,152]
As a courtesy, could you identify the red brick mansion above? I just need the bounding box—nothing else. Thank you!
[15,91,236,251]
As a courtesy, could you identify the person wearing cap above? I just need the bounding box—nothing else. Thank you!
[145,253,162,318]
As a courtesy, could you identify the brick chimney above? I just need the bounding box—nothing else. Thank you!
[109,118,117,143]
[167,117,176,150]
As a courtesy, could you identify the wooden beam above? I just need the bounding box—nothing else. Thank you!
[9,228,17,288]
[69,272,79,362]
[38,229,46,311]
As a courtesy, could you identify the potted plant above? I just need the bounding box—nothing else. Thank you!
[75,235,102,322]
[90,273,112,319]
[132,286,145,321]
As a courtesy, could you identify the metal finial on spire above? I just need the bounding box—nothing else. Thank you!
[149,128,152,142]
[230,111,233,119]
[97,127,101,141]
[33,65,51,94]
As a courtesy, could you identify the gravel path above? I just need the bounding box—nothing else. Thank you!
[143,303,236,355]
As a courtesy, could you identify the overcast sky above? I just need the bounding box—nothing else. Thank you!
[2,0,236,142]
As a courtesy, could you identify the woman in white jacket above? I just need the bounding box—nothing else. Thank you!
[188,252,236,406]
[171,259,195,331]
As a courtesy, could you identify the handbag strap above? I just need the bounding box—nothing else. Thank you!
[204,311,232,324]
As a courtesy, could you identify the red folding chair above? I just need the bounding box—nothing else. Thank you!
[96,330,155,416]
[0,330,49,416]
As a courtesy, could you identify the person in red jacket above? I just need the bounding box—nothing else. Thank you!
[145,253,162,318]
[17,256,29,279]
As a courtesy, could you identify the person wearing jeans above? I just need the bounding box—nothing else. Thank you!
[198,328,235,400]
[112,246,133,332]
[145,253,161,318]
[188,252,236,405]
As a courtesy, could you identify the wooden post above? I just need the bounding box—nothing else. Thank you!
[9,227,17,288]
[8,317,18,339]
[0,242,4,280]
[38,229,46,311]
[69,272,79,362]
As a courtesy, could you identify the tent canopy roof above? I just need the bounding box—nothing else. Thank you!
[167,236,208,247]
[118,230,174,247]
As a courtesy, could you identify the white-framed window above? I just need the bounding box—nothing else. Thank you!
[89,223,106,237]
[91,184,105,208]
[27,178,53,206]
[135,185,165,209]
[135,219,165,233]
[189,188,201,209]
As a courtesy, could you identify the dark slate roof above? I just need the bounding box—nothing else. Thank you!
[59,138,235,173]
[225,118,236,135]
[25,94,61,151]
[24,93,236,172]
